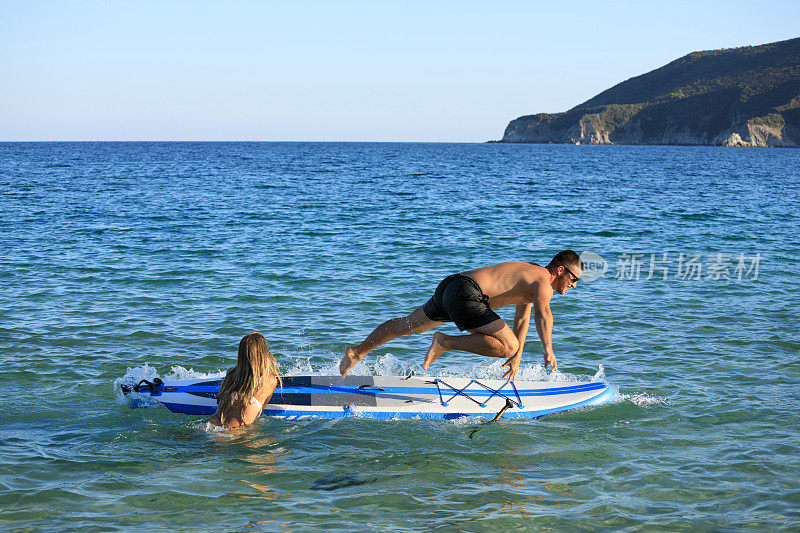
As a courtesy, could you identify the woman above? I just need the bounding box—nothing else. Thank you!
[208,332,280,429]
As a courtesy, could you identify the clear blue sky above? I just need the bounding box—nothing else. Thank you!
[2,0,798,141]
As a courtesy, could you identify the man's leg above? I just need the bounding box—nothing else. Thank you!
[340,306,444,376]
[422,319,519,369]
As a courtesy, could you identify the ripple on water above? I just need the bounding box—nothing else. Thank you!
[1,143,798,530]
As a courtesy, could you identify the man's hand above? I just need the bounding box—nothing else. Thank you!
[543,348,558,372]
[501,354,521,381]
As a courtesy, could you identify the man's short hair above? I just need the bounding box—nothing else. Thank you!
[547,250,582,271]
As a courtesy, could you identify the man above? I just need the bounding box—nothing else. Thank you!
[339,250,582,380]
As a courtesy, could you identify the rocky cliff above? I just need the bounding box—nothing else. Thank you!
[500,37,800,147]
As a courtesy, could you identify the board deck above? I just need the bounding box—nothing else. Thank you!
[125,375,615,420]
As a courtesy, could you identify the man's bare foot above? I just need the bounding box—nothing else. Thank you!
[339,347,360,376]
[422,332,446,370]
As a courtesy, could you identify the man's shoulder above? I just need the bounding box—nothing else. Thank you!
[510,262,552,297]
[490,261,550,283]
[493,260,544,272]
[517,261,549,278]
[529,266,553,297]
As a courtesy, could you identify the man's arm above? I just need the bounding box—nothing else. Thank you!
[533,288,557,372]
[501,303,532,380]
[513,303,532,349]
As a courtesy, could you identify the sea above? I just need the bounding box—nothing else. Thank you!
[1,142,798,531]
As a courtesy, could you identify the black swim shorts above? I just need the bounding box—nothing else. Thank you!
[422,274,501,331]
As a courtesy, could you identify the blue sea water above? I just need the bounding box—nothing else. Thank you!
[1,142,799,531]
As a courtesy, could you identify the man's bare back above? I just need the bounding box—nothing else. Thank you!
[339,251,583,380]
[462,261,553,310]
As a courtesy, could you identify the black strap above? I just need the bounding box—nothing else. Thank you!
[121,378,163,395]
[357,384,385,393]
[469,398,514,439]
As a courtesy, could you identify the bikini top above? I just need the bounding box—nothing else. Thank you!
[231,393,263,412]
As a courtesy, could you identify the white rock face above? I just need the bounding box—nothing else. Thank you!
[716,124,798,148]
[501,113,799,147]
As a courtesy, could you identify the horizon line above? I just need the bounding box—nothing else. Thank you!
[0,139,495,144]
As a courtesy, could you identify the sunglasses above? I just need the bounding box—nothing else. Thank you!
[561,264,580,283]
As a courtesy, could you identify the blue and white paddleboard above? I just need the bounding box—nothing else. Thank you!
[124,375,614,420]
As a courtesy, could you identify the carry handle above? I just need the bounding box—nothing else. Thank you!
[357,384,386,393]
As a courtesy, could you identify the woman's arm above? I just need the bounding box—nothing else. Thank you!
[207,405,223,426]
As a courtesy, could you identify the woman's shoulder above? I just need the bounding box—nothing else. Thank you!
[255,374,278,400]
[263,373,279,392]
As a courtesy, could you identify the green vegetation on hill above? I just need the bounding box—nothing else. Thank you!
[501,37,800,147]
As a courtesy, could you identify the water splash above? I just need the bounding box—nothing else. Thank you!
[165,365,225,380]
[591,363,606,382]
[115,362,158,385]
[617,392,669,407]
[114,364,225,408]
[373,353,408,376]
[115,357,614,405]
[282,352,608,385]
[113,363,161,407]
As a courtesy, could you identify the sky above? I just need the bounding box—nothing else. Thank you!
[1,0,799,142]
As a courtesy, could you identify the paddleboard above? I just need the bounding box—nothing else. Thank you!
[123,374,614,420]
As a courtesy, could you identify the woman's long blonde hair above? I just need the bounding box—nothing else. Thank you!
[216,332,281,409]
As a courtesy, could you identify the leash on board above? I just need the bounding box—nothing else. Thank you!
[468,397,514,439]
[120,378,163,395]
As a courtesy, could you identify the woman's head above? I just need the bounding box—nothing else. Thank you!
[237,332,275,374]
[217,332,281,407]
